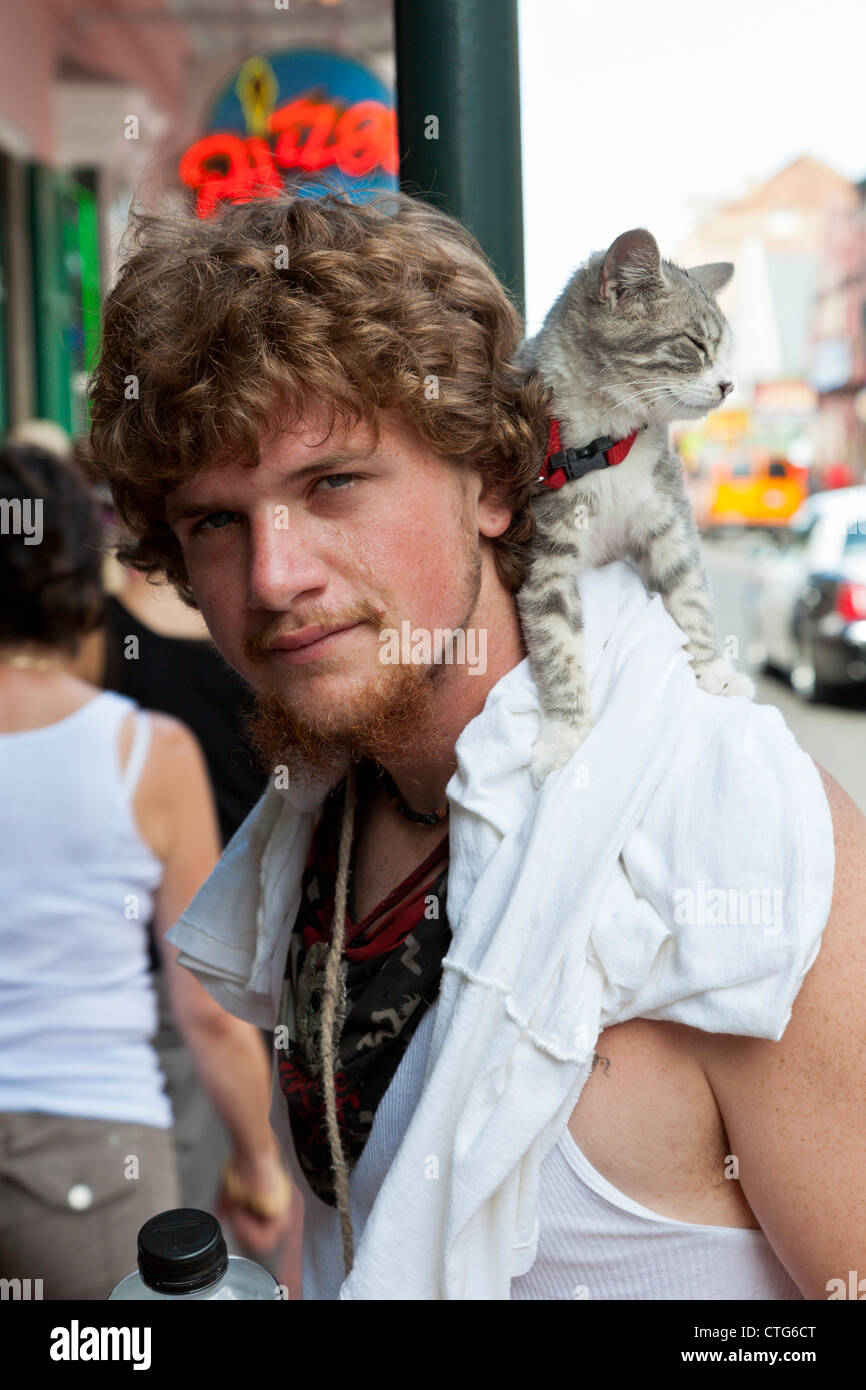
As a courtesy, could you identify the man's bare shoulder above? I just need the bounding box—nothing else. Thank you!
[693,761,866,1297]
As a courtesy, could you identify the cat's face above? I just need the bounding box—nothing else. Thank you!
[565,228,736,427]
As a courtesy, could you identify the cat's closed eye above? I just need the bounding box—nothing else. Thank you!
[682,333,710,360]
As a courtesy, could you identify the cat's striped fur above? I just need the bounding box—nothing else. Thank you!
[516,228,754,788]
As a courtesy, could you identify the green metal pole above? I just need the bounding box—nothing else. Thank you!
[394,0,525,320]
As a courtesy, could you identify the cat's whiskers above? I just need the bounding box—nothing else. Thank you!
[586,381,688,408]
[605,387,663,405]
[600,382,689,412]
[594,381,681,393]
[598,388,669,414]
[596,376,688,391]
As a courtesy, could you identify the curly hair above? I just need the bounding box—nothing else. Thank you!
[0,444,105,651]
[85,186,551,605]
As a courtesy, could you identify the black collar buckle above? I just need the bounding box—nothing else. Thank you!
[548,434,614,483]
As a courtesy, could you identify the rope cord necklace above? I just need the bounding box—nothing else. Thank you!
[318,760,451,1279]
[319,759,358,1278]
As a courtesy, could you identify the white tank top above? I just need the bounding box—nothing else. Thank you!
[0,690,172,1128]
[283,999,803,1299]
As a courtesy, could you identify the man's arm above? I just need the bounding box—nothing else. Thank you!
[698,761,866,1298]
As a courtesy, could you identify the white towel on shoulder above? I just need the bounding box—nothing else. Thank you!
[166,559,835,1299]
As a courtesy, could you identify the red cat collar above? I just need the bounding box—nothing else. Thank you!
[536,417,642,490]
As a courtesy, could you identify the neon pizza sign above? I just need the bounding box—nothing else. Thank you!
[179,51,399,217]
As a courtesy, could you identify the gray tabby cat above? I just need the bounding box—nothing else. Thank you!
[516,228,754,789]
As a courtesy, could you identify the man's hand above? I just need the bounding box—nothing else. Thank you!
[698,761,866,1298]
[216,1148,295,1255]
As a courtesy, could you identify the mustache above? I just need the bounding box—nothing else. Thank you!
[243,596,385,664]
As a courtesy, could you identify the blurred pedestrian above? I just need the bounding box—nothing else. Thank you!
[0,444,291,1298]
[5,418,72,461]
[93,555,295,1275]
[99,560,267,848]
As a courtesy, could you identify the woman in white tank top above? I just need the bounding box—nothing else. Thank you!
[0,444,291,1298]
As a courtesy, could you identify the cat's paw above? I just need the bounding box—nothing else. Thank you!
[529,719,591,790]
[723,671,755,699]
[693,658,755,700]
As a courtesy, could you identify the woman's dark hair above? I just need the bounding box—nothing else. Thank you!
[0,443,105,652]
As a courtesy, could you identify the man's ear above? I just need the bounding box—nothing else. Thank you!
[477,484,513,540]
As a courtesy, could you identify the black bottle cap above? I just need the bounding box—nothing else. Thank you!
[137,1209,229,1294]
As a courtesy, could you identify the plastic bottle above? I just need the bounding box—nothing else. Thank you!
[108,1208,282,1300]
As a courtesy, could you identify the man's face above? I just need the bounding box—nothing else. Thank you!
[165,404,511,785]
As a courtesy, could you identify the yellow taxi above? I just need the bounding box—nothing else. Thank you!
[705,451,809,528]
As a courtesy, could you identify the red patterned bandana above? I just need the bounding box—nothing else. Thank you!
[276,758,451,1206]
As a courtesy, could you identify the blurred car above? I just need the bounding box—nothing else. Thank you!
[744,486,866,701]
[814,460,855,491]
[705,451,810,530]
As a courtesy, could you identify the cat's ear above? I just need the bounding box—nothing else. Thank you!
[598,229,664,304]
[686,261,735,297]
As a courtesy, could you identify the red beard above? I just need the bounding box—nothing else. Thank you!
[239,637,441,792]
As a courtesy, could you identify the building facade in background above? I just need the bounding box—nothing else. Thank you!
[0,0,393,441]
[809,173,866,480]
[673,155,866,489]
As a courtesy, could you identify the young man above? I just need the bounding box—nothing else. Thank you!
[88,189,866,1301]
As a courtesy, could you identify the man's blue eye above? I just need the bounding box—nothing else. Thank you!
[189,477,356,535]
[318,473,356,490]
[194,511,236,533]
